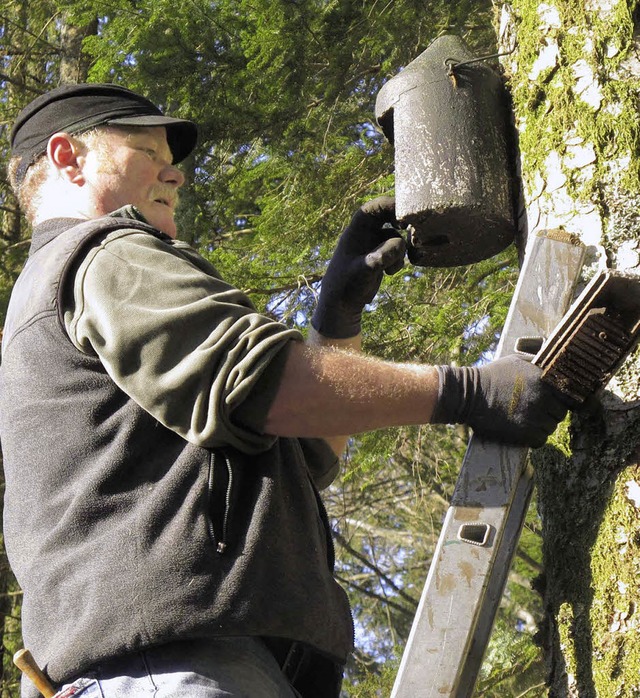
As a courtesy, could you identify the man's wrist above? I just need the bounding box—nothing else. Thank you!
[307,326,362,352]
[430,365,478,425]
[310,305,361,340]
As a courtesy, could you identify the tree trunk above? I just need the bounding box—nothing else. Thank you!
[59,16,98,84]
[501,1,640,695]
[0,1,30,247]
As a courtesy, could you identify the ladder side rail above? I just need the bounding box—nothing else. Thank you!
[456,461,536,696]
[391,231,586,698]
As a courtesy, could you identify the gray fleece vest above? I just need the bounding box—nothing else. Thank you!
[0,215,353,694]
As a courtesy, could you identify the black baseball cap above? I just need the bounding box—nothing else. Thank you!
[10,83,198,182]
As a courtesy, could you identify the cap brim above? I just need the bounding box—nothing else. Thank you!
[106,114,198,164]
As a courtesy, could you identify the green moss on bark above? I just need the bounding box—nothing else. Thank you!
[502,2,640,695]
[508,0,640,200]
[531,405,640,696]
[590,464,640,696]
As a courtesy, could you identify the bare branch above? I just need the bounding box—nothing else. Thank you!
[334,573,416,618]
[333,529,417,607]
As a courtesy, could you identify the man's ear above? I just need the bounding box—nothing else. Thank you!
[47,132,85,185]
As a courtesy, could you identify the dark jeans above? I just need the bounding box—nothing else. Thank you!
[49,637,299,697]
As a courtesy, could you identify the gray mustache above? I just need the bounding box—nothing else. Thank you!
[149,185,179,208]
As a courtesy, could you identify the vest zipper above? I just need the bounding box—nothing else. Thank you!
[218,452,233,554]
[208,451,233,554]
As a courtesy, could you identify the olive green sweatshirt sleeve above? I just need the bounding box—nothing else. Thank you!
[64,228,302,453]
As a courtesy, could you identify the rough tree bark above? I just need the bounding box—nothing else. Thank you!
[59,17,99,85]
[500,1,640,696]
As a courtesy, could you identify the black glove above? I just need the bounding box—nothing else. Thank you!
[311,196,406,339]
[432,354,568,448]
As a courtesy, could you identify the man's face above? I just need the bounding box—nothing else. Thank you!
[79,126,185,238]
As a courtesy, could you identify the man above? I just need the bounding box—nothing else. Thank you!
[0,83,566,698]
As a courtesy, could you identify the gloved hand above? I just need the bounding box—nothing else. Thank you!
[431,354,568,448]
[311,196,406,339]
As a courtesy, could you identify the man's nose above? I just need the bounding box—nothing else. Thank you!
[160,164,185,188]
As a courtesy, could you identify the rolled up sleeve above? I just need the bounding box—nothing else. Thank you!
[65,230,302,453]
